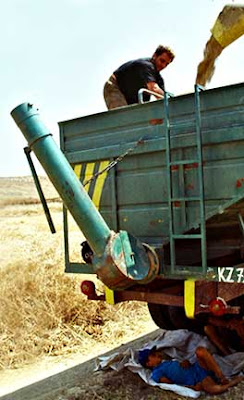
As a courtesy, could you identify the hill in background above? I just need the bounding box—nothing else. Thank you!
[0,175,60,207]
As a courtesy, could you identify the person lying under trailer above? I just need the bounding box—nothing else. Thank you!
[138,346,243,394]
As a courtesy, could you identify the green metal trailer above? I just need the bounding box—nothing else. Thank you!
[12,82,244,350]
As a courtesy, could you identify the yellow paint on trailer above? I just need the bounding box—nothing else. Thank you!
[184,279,195,319]
[92,160,110,208]
[84,163,96,193]
[74,164,82,179]
[73,160,109,208]
[104,285,115,305]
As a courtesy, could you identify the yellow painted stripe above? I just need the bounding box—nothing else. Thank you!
[184,280,195,319]
[104,285,115,305]
[74,164,82,179]
[92,160,110,208]
[84,163,95,194]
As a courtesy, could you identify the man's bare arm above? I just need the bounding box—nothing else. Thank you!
[180,360,191,369]
[147,81,164,98]
[159,376,173,384]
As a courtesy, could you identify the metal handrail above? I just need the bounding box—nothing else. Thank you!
[138,88,164,104]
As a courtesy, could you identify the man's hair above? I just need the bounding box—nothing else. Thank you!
[154,45,175,61]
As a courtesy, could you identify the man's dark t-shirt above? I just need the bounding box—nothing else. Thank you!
[114,58,165,105]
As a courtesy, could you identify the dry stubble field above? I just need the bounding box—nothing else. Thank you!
[0,177,157,392]
[0,176,243,400]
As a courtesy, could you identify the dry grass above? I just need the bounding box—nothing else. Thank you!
[0,176,154,370]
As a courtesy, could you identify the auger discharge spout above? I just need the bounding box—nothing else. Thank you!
[196,4,244,86]
[11,103,159,289]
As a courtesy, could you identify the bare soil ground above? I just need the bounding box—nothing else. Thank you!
[1,330,244,400]
[0,176,243,400]
[60,368,244,400]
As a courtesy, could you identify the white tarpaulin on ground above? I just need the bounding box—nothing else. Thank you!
[95,329,244,399]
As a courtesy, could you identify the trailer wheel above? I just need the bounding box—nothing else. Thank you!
[147,303,175,330]
[167,306,205,334]
[148,303,205,334]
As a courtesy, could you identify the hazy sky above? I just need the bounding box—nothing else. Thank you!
[1,0,243,177]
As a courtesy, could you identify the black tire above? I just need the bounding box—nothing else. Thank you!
[147,303,175,330]
[148,303,205,334]
[167,306,205,335]
[148,301,243,351]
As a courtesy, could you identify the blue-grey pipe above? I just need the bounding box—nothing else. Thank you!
[11,103,111,257]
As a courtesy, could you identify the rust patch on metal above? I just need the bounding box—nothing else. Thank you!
[115,290,184,306]
[187,183,194,190]
[184,162,199,170]
[149,118,163,125]
[171,165,179,172]
[236,178,244,188]
[137,138,145,145]
[184,161,206,171]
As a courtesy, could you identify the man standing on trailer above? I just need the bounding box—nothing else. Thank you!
[103,45,175,109]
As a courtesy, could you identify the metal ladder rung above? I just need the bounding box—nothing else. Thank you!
[170,197,201,202]
[172,234,202,239]
[164,86,207,274]
[169,159,199,166]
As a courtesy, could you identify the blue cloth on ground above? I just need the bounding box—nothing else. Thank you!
[151,360,212,386]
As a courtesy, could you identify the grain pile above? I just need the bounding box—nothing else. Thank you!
[0,177,154,369]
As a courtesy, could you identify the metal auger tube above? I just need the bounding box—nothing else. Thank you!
[11,103,111,257]
[11,103,159,289]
